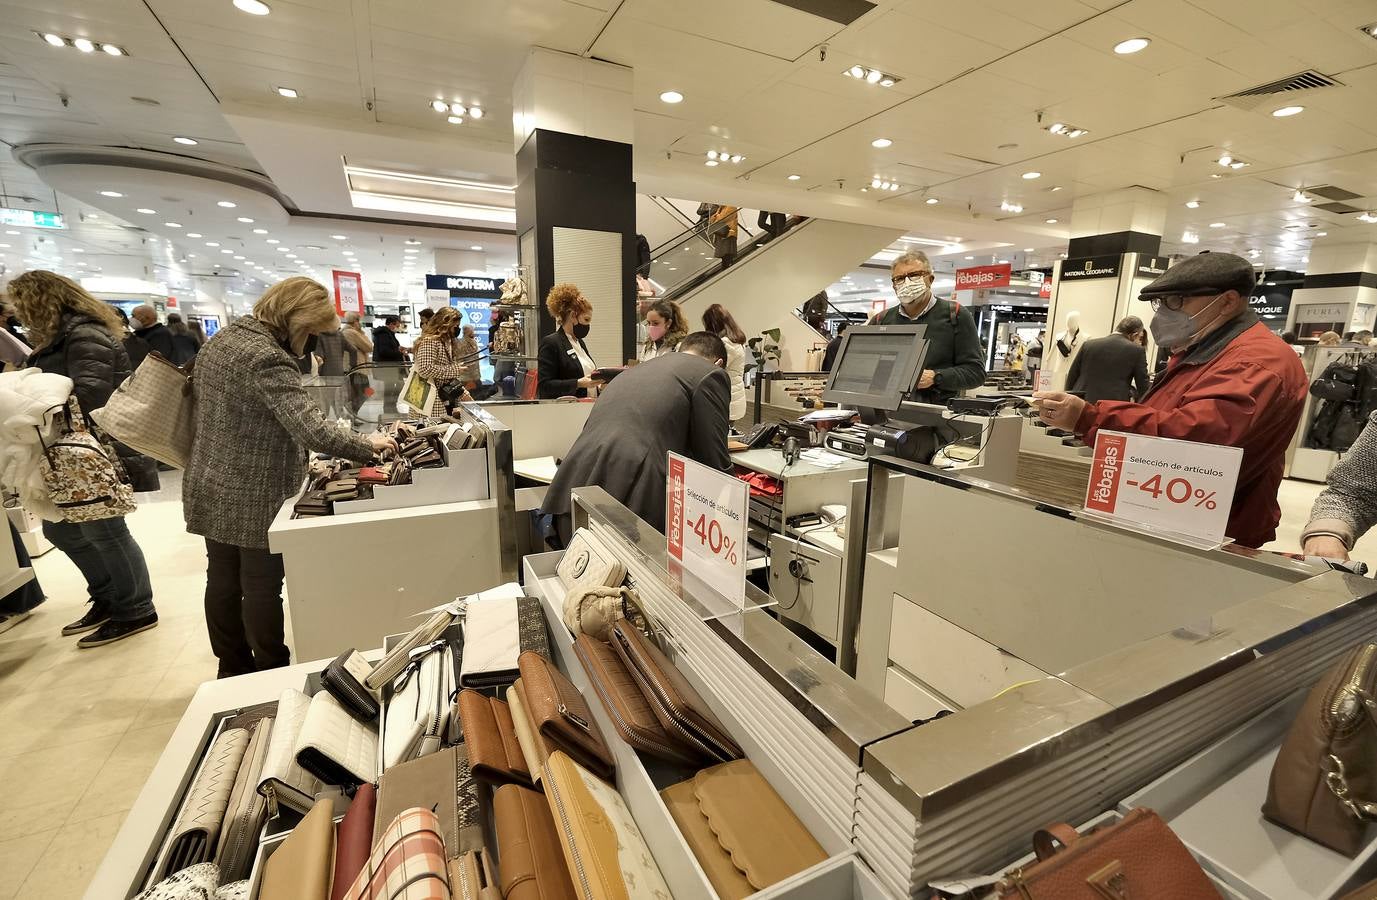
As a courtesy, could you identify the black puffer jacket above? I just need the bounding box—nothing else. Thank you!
[27,313,160,492]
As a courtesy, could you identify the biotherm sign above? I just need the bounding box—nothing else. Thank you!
[955,263,1012,291]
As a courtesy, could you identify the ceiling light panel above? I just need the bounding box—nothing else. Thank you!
[1045,122,1089,139]
[843,66,901,88]
[34,32,129,56]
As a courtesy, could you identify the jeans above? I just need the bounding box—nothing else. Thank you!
[1,522,45,616]
[42,516,154,621]
[203,539,290,678]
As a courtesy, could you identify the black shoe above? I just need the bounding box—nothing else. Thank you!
[0,611,32,635]
[77,613,158,648]
[61,604,110,636]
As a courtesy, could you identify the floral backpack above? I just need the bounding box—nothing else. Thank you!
[36,397,136,522]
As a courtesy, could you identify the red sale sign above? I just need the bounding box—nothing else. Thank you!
[665,451,747,607]
[955,263,1012,291]
[667,455,685,560]
[332,270,364,316]
[1040,279,1053,299]
[1085,433,1127,513]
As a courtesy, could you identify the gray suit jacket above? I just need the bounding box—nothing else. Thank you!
[545,352,732,531]
[1066,333,1149,403]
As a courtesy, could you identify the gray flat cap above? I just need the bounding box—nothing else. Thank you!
[1138,251,1256,299]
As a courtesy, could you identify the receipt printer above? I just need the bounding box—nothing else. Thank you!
[866,423,938,464]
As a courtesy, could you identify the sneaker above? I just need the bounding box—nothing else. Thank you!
[0,611,32,635]
[77,613,158,649]
[61,604,110,636]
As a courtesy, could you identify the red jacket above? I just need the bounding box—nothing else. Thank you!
[1075,313,1306,547]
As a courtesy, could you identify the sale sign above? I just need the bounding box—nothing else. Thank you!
[332,270,364,316]
[666,452,747,607]
[955,263,1012,291]
[1084,430,1242,546]
[1039,279,1052,299]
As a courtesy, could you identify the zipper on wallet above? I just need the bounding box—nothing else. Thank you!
[546,771,594,899]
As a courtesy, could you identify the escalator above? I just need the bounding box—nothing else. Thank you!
[645,213,803,302]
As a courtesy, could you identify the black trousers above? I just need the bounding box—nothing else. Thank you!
[203,538,290,678]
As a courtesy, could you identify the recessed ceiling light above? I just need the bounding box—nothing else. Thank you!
[99,190,123,198]
[1045,218,1058,224]
[329,234,349,241]
[404,238,421,245]
[469,245,483,251]
[171,136,199,146]
[221,249,234,254]
[429,99,448,113]
[871,138,892,148]
[1049,186,1063,192]
[659,91,683,104]
[266,238,279,244]
[276,246,289,252]
[164,222,181,228]
[233,0,271,14]
[1318,231,1327,237]
[42,33,64,47]
[1272,105,1304,117]
[705,160,719,167]
[237,216,254,223]
[1209,222,1226,228]
[1185,200,1200,208]
[447,116,464,125]
[787,174,801,181]
[1114,37,1150,54]
[469,107,483,119]
[449,103,467,117]
[925,197,939,205]
[217,200,236,208]
[72,38,95,53]
[275,86,299,99]
[1022,171,1041,179]
[206,241,220,247]
[253,228,268,234]
[71,248,83,253]
[136,207,156,214]
[102,44,124,56]
[1023,247,1034,252]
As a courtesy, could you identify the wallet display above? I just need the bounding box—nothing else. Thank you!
[493,783,577,900]
[258,688,325,816]
[459,689,532,787]
[459,595,550,689]
[375,746,483,859]
[556,528,627,593]
[322,649,381,722]
[293,691,379,787]
[518,650,616,782]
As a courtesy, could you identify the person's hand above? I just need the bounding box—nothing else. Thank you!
[1033,390,1086,431]
[1303,534,1350,561]
[917,369,936,390]
[368,433,399,456]
[576,374,604,389]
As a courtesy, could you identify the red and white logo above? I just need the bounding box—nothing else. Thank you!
[1085,433,1127,513]
[954,264,1012,291]
[666,456,686,560]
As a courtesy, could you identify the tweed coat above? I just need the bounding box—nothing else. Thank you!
[183,316,373,548]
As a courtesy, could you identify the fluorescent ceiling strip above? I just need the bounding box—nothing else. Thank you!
[349,190,517,224]
[343,164,516,195]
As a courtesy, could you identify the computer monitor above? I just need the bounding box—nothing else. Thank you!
[822,324,929,412]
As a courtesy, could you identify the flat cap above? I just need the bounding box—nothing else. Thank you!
[1138,251,1256,299]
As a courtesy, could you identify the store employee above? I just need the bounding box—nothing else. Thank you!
[1035,251,1306,548]
[872,250,986,403]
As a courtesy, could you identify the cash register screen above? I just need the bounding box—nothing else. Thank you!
[822,324,928,411]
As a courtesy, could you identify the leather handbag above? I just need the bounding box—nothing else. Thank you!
[992,807,1218,898]
[382,641,452,770]
[543,750,671,900]
[89,350,195,468]
[448,849,501,900]
[517,651,616,782]
[1264,642,1377,855]
[556,529,626,593]
[260,797,336,900]
[258,689,325,816]
[323,650,381,723]
[158,725,251,879]
[375,745,483,858]
[493,783,577,900]
[562,585,645,641]
[574,635,703,767]
[507,680,552,783]
[294,691,379,787]
[458,689,532,787]
[662,759,825,898]
[610,620,742,766]
[215,716,274,883]
[331,784,377,900]
[340,807,450,900]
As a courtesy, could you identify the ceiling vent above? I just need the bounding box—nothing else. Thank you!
[1308,185,1363,202]
[1315,201,1364,215]
[1218,70,1342,111]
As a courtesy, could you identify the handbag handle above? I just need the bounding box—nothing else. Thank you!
[1324,754,1377,820]
[1032,822,1082,861]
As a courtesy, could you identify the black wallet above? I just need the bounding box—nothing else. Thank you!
[293,489,332,517]
[321,649,379,722]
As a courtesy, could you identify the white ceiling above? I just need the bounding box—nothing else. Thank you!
[0,0,1375,300]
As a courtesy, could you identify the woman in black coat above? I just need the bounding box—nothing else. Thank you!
[8,270,160,648]
[537,283,602,399]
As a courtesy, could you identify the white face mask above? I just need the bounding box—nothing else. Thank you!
[895,276,930,305]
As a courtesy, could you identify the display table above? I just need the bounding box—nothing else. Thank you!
[0,519,33,598]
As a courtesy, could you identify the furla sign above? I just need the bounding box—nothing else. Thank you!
[955,263,1012,290]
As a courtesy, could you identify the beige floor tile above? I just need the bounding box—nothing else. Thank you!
[0,672,159,758]
[14,811,127,900]
[0,737,116,844]
[0,830,60,900]
[129,662,218,731]
[66,722,180,827]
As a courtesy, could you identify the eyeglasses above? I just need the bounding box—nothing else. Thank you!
[1149,293,1216,312]
[892,272,932,285]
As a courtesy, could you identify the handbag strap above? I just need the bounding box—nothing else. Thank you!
[1325,753,1377,820]
[1031,822,1081,861]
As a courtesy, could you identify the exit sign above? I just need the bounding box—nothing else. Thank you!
[0,208,65,230]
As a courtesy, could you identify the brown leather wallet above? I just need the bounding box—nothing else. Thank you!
[493,783,577,900]
[329,783,374,900]
[517,650,615,782]
[611,620,741,766]
[374,745,484,858]
[458,689,531,787]
[574,635,702,767]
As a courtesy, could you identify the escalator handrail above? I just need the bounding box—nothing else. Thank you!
[658,215,810,304]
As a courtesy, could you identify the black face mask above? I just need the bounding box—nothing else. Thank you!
[572,322,591,340]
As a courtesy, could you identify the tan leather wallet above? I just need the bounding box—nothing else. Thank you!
[493,783,577,900]
[574,634,703,768]
[458,689,531,787]
[662,759,826,898]
[374,744,483,858]
[507,679,552,784]
[517,651,615,782]
[259,796,336,900]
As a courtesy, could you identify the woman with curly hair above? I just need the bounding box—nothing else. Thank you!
[410,306,475,415]
[8,270,160,647]
[537,283,602,399]
[639,298,688,362]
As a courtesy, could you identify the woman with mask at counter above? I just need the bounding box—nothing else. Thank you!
[639,298,688,362]
[537,283,603,399]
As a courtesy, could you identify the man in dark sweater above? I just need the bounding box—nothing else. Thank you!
[872,251,986,403]
[131,305,175,364]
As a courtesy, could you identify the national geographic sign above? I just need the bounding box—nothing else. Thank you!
[1060,255,1121,280]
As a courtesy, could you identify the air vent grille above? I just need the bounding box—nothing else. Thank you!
[1309,185,1362,202]
[1218,70,1342,111]
[1315,202,1363,215]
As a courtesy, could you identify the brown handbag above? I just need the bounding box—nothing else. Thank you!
[517,650,616,781]
[1263,642,1377,856]
[993,808,1219,899]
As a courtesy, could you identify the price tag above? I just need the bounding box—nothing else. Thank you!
[1036,370,1053,392]
[666,452,747,607]
[1083,430,1242,546]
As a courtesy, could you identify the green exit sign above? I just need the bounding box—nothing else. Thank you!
[0,208,65,229]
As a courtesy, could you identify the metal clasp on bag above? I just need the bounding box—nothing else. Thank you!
[391,639,445,694]
[1323,754,1377,820]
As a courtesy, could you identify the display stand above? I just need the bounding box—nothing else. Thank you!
[0,514,34,599]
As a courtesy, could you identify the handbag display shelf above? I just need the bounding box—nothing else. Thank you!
[1117,690,1377,899]
[300,440,489,517]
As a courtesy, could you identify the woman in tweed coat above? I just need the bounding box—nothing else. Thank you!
[410,307,473,416]
[1303,410,1377,562]
[184,277,396,677]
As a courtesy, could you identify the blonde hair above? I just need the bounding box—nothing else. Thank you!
[1318,331,1341,346]
[253,277,337,354]
[420,306,461,344]
[7,270,124,349]
[546,283,590,323]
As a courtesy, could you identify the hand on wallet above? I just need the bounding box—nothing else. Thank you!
[369,433,399,455]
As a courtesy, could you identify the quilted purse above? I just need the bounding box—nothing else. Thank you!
[293,691,379,786]
[36,398,136,523]
[257,689,324,816]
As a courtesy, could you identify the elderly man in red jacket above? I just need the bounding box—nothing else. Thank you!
[1035,251,1306,548]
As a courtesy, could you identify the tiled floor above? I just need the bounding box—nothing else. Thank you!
[0,473,1371,898]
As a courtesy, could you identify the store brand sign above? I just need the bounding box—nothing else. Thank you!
[1295,303,1345,324]
[667,452,747,608]
[425,274,499,293]
[1061,255,1120,281]
[1136,255,1168,278]
[955,263,1011,290]
[1084,430,1242,546]
[0,208,64,229]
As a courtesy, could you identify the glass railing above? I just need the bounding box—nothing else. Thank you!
[647,214,807,301]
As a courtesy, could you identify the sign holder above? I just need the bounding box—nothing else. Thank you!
[332,270,364,316]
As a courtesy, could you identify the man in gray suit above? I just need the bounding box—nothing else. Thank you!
[545,331,733,543]
[1065,315,1150,403]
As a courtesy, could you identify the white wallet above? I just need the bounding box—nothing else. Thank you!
[381,642,453,771]
[293,691,378,786]
[459,596,519,689]
[557,528,627,593]
[257,688,324,816]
